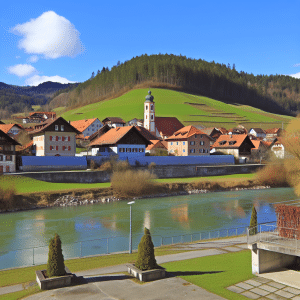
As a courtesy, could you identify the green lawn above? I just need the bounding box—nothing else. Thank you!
[0,175,111,194]
[61,88,292,129]
[155,173,256,183]
[162,250,254,300]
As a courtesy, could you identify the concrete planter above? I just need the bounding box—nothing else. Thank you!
[127,263,166,282]
[36,266,73,290]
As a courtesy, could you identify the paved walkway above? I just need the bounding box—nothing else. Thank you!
[0,236,253,300]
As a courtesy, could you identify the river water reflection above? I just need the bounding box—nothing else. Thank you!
[0,187,297,269]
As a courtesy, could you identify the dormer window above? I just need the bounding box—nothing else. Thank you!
[229,141,237,145]
[219,141,226,145]
[55,125,58,131]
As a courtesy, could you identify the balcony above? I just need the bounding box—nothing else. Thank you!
[247,222,300,256]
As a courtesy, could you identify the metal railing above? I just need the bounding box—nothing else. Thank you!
[247,221,300,252]
[0,225,249,270]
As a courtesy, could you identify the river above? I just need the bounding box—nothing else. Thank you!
[0,187,297,270]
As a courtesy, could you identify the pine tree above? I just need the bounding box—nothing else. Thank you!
[249,205,258,235]
[135,228,157,271]
[47,233,65,277]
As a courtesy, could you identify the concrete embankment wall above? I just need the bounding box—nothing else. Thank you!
[17,164,263,183]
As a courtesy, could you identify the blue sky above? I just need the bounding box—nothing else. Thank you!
[1,0,300,86]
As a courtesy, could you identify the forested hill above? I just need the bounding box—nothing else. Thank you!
[54,54,300,116]
[0,81,79,117]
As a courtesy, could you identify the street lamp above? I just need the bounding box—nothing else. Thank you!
[127,201,135,254]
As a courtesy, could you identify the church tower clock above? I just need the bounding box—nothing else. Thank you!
[144,89,155,134]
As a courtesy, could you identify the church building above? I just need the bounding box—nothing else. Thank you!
[143,90,184,139]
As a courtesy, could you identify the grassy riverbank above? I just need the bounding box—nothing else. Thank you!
[0,174,285,211]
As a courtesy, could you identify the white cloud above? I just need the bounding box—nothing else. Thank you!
[12,11,84,59]
[25,75,76,86]
[8,64,36,77]
[290,72,300,79]
[27,55,39,63]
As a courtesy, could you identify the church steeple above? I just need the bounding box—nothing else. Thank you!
[144,89,155,134]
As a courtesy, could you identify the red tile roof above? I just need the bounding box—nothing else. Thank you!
[70,118,100,133]
[146,140,168,151]
[212,134,254,149]
[166,125,209,141]
[155,117,184,137]
[265,128,281,134]
[135,126,161,141]
[89,126,150,147]
[102,117,126,124]
[0,124,23,134]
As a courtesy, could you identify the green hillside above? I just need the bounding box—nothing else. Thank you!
[61,88,293,130]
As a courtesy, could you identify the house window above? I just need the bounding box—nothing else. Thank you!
[6,156,12,161]
[176,142,178,145]
[190,149,195,153]
[119,148,125,153]
[200,141,205,145]
[50,136,53,141]
[170,142,173,145]
[139,148,144,152]
[183,149,185,153]
[68,146,71,151]
[61,125,64,131]
[146,105,148,110]
[151,115,154,120]
[0,156,3,161]
[195,135,197,138]
[58,136,62,141]
[126,148,131,152]
[183,142,185,145]
[200,135,203,138]
[190,141,195,145]
[55,125,58,131]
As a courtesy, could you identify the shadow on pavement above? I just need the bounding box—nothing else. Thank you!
[71,274,131,286]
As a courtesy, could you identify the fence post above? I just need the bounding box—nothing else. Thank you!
[191,234,192,243]
[33,248,34,265]
[161,237,163,246]
[172,237,173,245]
[80,242,82,257]
[236,228,238,236]
[107,238,109,254]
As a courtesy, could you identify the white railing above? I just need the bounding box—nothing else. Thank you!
[247,222,300,251]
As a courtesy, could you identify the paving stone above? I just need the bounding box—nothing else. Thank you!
[241,291,261,299]
[227,285,244,293]
[266,294,290,300]
[223,246,243,252]
[244,279,263,287]
[250,287,270,296]
[275,289,295,298]
[235,282,253,290]
[255,277,273,284]
[291,296,300,300]
[282,287,300,295]
[259,284,278,293]
[268,282,287,289]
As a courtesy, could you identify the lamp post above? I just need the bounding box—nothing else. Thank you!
[127,201,135,254]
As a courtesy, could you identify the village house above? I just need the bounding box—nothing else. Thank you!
[212,134,255,161]
[0,124,23,137]
[23,111,56,124]
[270,137,285,159]
[102,117,126,128]
[165,126,212,156]
[249,128,266,139]
[29,117,80,156]
[88,126,150,158]
[146,140,168,155]
[0,129,20,173]
[70,118,103,137]
[265,128,283,139]
[128,118,143,126]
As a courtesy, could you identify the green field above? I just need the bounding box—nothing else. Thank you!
[0,175,110,195]
[61,88,293,129]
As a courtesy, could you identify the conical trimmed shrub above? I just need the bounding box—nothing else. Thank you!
[47,233,65,277]
[249,205,258,235]
[135,227,157,271]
